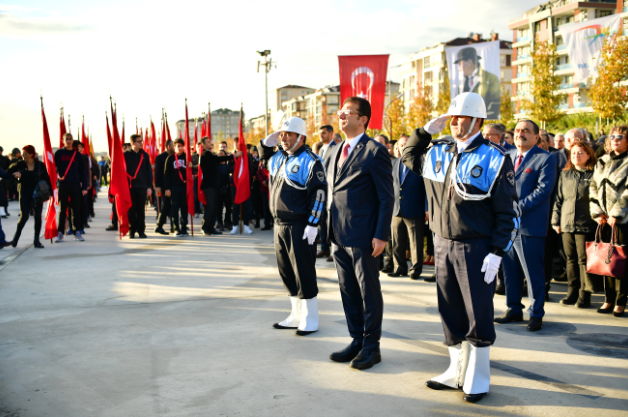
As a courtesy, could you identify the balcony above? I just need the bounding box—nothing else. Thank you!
[573,102,590,108]
[558,82,587,90]
[557,44,567,51]
[517,35,530,43]
[556,63,573,70]
[517,54,531,60]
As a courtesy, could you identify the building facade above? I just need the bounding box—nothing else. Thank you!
[398,33,513,113]
[509,0,627,117]
[176,107,242,140]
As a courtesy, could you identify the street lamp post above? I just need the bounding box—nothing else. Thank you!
[257,50,272,137]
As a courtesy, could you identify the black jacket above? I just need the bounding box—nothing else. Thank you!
[199,150,234,189]
[124,149,153,188]
[54,148,87,190]
[7,159,52,200]
[392,157,426,218]
[154,151,170,188]
[551,168,596,234]
[164,153,187,190]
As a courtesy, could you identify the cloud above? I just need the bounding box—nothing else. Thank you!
[0,7,89,35]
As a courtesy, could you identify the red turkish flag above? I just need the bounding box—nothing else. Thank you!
[41,99,58,241]
[233,108,250,205]
[338,55,389,130]
[150,120,157,165]
[110,100,132,238]
[59,108,67,149]
[184,101,195,231]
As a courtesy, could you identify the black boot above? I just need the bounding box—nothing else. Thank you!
[561,289,579,305]
[34,240,44,249]
[576,291,591,308]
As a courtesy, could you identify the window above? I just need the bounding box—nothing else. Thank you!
[500,55,506,66]
[566,15,574,24]
[424,71,432,82]
[555,17,562,26]
[423,57,430,65]
[563,75,573,84]
[409,75,416,88]
[556,35,564,46]
[578,9,587,22]
[597,10,613,18]
[534,21,541,32]
[328,96,338,105]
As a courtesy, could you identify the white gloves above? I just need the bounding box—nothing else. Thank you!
[263,132,280,147]
[481,253,502,284]
[302,225,318,245]
[423,114,450,135]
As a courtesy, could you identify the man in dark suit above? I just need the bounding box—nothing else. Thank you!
[495,119,557,332]
[327,97,394,370]
[455,47,501,119]
[317,125,337,260]
[154,140,173,235]
[389,135,427,280]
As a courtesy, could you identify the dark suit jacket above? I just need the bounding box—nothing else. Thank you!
[321,140,337,171]
[508,146,558,237]
[199,150,234,189]
[392,158,425,218]
[326,134,394,247]
[154,151,169,189]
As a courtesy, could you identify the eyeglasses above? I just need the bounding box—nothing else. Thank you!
[610,134,625,141]
[336,109,362,117]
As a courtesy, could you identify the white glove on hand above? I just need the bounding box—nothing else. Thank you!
[263,132,280,147]
[481,253,502,284]
[302,225,318,245]
[423,114,450,135]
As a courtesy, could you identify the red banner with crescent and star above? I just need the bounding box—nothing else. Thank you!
[338,55,389,130]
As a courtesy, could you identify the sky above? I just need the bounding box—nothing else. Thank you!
[0,0,544,153]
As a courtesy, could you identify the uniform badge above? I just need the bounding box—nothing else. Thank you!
[506,170,515,186]
[291,165,300,173]
[316,171,325,182]
[470,165,483,178]
[435,161,442,173]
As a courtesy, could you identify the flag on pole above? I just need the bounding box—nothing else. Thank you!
[106,113,113,158]
[59,107,67,149]
[338,55,389,130]
[110,98,132,238]
[41,97,58,241]
[233,105,250,205]
[121,118,125,144]
[193,118,198,151]
[184,100,195,234]
[160,111,166,153]
[207,104,212,140]
[81,117,90,155]
[150,119,157,165]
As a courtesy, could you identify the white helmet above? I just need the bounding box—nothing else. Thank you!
[263,117,307,150]
[446,92,487,119]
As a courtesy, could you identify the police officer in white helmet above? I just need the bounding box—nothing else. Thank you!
[259,117,327,335]
[402,92,520,403]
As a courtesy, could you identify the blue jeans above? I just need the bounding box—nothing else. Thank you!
[503,235,546,319]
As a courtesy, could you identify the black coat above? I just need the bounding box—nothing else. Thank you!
[54,148,87,190]
[199,150,234,189]
[124,149,153,189]
[154,151,169,188]
[551,168,596,234]
[7,159,52,201]
[392,157,426,218]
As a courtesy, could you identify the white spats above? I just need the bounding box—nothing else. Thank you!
[278,296,301,328]
[431,342,470,388]
[462,345,491,395]
[230,226,239,235]
[243,225,253,234]
[297,297,319,332]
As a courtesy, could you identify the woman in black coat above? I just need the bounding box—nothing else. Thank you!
[551,140,600,307]
[8,145,52,248]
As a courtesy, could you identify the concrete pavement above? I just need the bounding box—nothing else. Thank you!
[0,190,626,417]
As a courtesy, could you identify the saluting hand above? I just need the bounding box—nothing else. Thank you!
[372,238,386,257]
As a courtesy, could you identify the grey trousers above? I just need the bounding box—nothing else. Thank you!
[391,216,424,276]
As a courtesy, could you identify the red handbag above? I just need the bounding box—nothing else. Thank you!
[586,225,627,279]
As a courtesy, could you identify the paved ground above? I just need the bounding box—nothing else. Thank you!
[0,190,626,417]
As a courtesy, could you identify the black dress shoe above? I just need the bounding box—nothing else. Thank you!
[494,310,524,324]
[614,309,625,317]
[410,273,421,280]
[10,240,17,248]
[106,225,118,231]
[527,317,543,331]
[210,229,222,235]
[273,323,298,330]
[387,270,408,277]
[597,304,614,314]
[129,233,136,239]
[425,380,458,390]
[381,266,394,274]
[330,341,363,363]
[463,393,486,403]
[495,283,505,295]
[424,275,436,283]
[350,349,381,370]
[138,233,148,239]
[154,227,169,235]
[560,292,579,305]
[33,241,44,249]
[296,330,317,336]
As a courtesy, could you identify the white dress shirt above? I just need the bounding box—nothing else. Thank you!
[342,133,364,157]
[456,131,482,153]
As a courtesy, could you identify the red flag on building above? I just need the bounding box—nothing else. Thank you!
[233,106,250,205]
[110,99,132,238]
[59,107,67,149]
[41,97,58,241]
[184,100,195,234]
[338,55,389,130]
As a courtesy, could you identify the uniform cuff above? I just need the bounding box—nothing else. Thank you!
[491,247,505,257]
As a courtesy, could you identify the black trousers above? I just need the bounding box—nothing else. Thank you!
[600,224,628,306]
[13,196,43,244]
[231,194,250,225]
[101,173,108,186]
[562,232,602,295]
[434,235,496,347]
[275,223,318,299]
[261,192,272,228]
[201,188,219,233]
[156,195,171,228]
[170,185,188,232]
[128,187,147,234]
[217,190,232,226]
[332,241,383,350]
[111,201,118,226]
[58,185,82,233]
[391,216,425,276]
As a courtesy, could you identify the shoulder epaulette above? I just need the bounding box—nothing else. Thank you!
[431,139,454,146]
[484,141,507,156]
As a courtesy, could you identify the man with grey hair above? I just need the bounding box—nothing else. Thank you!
[555,134,565,150]
[483,123,515,150]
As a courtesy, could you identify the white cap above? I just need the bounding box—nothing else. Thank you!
[446,92,487,119]
[263,117,307,147]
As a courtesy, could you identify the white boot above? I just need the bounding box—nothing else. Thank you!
[297,297,319,335]
[431,341,470,388]
[230,225,239,234]
[0,207,5,217]
[462,345,491,395]
[243,225,253,234]
[274,296,300,329]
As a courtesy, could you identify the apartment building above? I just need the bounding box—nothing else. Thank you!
[398,33,513,111]
[176,107,242,140]
[509,0,627,117]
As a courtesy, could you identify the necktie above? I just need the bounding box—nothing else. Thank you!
[463,76,471,93]
[338,143,350,168]
[401,164,408,183]
[515,154,523,171]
